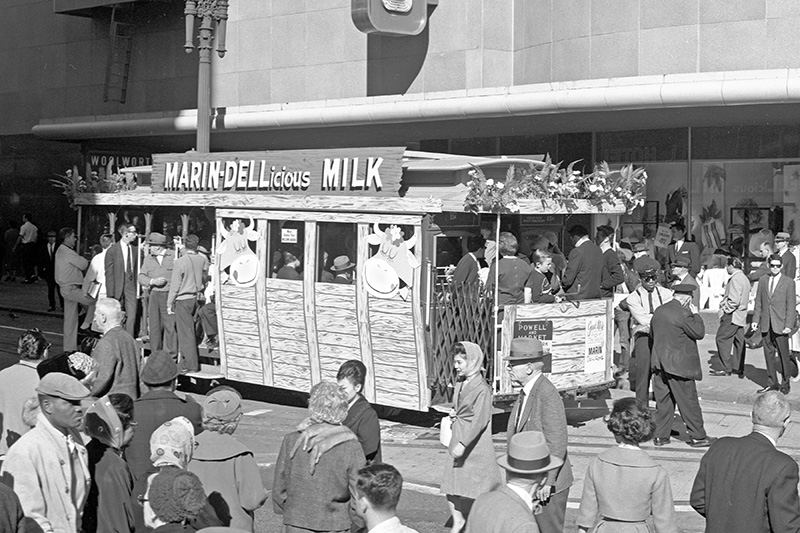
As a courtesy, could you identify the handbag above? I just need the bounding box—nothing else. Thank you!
[439,416,452,447]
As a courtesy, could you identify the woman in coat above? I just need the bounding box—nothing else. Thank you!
[441,341,503,533]
[273,381,366,533]
[83,394,137,533]
[577,398,678,533]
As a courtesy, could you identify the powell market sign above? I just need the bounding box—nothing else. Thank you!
[151,147,404,197]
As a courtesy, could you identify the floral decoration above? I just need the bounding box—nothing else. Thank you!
[50,166,137,210]
[464,155,647,214]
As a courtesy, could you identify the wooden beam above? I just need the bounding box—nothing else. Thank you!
[410,223,429,411]
[304,221,321,384]
[356,223,376,403]
[217,209,422,226]
[256,219,273,386]
[75,191,442,213]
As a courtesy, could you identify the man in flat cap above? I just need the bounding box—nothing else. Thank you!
[0,373,91,533]
[774,232,796,279]
[669,256,699,309]
[626,257,673,404]
[505,338,572,533]
[467,431,563,533]
[650,283,711,447]
[753,253,798,394]
[125,349,202,481]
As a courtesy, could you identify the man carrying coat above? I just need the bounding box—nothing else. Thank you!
[753,253,798,394]
[650,284,712,448]
[505,338,572,533]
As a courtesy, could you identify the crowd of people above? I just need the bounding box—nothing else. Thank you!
[0,329,418,533]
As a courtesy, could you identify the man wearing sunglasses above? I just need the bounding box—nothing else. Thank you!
[752,254,798,395]
[626,257,673,405]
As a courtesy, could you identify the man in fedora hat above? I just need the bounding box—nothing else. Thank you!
[1,373,92,533]
[124,349,202,481]
[775,232,796,279]
[669,256,699,309]
[650,283,711,447]
[138,232,177,354]
[331,255,356,285]
[466,431,563,533]
[505,338,572,533]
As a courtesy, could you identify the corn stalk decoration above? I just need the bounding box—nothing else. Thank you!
[50,166,136,210]
[464,155,647,215]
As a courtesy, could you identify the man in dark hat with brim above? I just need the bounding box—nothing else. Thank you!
[626,257,674,404]
[505,338,572,532]
[124,349,203,481]
[650,283,712,447]
[466,431,564,533]
[774,231,796,279]
[669,256,699,309]
[138,232,177,354]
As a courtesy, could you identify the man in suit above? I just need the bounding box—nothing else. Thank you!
[753,253,798,394]
[691,392,800,533]
[668,256,699,309]
[749,240,775,283]
[626,257,673,404]
[775,232,796,279]
[562,224,603,300]
[105,222,139,337]
[40,230,63,311]
[712,254,751,377]
[667,223,701,278]
[467,431,563,533]
[596,225,624,298]
[505,338,572,533]
[650,283,712,447]
[124,349,202,481]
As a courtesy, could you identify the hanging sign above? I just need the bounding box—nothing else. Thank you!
[151,147,405,197]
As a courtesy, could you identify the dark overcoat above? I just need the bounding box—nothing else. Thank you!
[650,299,705,380]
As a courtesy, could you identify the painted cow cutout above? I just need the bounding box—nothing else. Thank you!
[217,217,259,286]
[364,223,419,300]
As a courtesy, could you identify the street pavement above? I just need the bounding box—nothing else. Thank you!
[1,279,798,532]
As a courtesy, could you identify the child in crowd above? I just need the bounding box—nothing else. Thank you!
[337,359,382,463]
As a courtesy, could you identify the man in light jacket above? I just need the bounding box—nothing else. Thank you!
[712,254,750,377]
[0,373,92,533]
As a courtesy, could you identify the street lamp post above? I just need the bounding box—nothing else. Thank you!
[184,0,229,153]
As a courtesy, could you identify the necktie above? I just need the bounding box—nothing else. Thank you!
[515,389,526,431]
[66,435,80,501]
[125,245,132,274]
[770,276,775,296]
[648,290,654,314]
[49,244,53,259]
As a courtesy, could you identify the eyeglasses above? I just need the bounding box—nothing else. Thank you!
[770,264,783,268]
[641,274,658,281]
[136,494,148,505]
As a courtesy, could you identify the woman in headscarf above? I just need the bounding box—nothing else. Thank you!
[82,393,137,533]
[131,417,222,533]
[142,469,208,533]
[441,341,503,533]
[273,381,366,533]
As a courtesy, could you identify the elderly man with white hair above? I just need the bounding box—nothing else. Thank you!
[691,392,800,533]
[89,297,141,399]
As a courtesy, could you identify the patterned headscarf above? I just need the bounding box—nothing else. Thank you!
[84,396,125,449]
[149,416,195,469]
[458,341,484,379]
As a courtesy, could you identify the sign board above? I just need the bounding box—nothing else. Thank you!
[281,229,298,244]
[654,224,672,249]
[351,0,428,36]
[150,147,405,197]
[432,212,479,228]
[584,315,606,374]
[512,320,553,373]
[520,214,565,226]
[87,151,153,183]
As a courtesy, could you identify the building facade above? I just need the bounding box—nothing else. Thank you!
[4,0,800,250]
